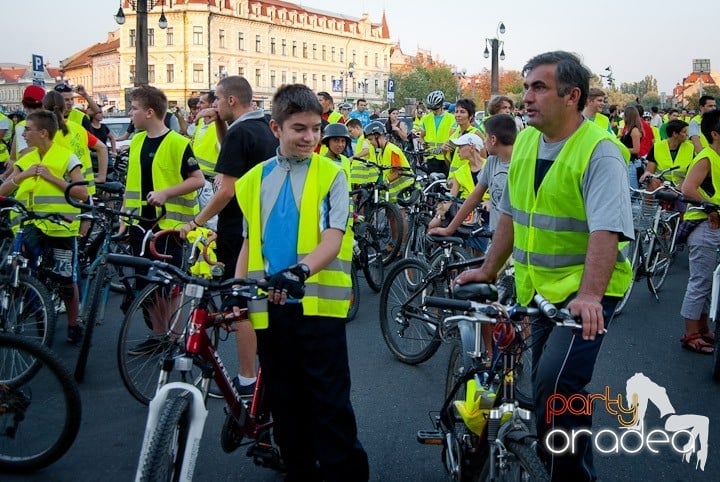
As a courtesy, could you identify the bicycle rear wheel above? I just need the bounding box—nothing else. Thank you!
[379,258,442,364]
[75,262,107,383]
[713,309,720,382]
[0,273,56,348]
[139,389,193,482]
[0,334,82,472]
[647,222,673,293]
[356,222,384,293]
[117,283,216,405]
[347,265,360,322]
[368,202,404,265]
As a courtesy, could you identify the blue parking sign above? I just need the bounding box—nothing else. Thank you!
[332,79,343,93]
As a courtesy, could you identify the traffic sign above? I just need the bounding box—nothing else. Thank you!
[387,78,395,103]
[332,79,343,93]
[32,54,45,86]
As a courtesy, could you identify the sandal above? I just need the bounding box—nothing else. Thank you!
[699,329,715,344]
[680,333,714,355]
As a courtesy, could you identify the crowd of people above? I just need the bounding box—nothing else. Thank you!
[0,47,718,481]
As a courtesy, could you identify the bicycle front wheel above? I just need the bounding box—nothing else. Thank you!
[117,283,213,405]
[75,262,107,383]
[347,265,360,322]
[356,222,384,293]
[368,202,404,265]
[615,238,640,315]
[647,222,673,292]
[379,258,442,364]
[139,390,193,482]
[713,310,720,382]
[0,273,57,348]
[0,334,82,472]
[480,439,550,481]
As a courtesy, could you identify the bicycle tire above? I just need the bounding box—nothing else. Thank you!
[347,266,360,322]
[428,245,472,298]
[139,390,193,482]
[404,218,432,261]
[356,223,384,292]
[480,439,550,481]
[0,333,82,472]
[118,283,213,405]
[0,273,57,348]
[647,222,673,293]
[615,238,640,315]
[369,202,404,265]
[74,262,107,383]
[379,258,442,364]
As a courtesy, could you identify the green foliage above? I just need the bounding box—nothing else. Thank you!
[392,66,460,108]
[619,75,659,100]
[685,85,720,110]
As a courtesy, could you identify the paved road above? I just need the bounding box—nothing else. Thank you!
[5,251,719,481]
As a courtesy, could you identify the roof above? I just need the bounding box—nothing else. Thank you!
[63,38,119,69]
[0,67,26,83]
[684,72,716,85]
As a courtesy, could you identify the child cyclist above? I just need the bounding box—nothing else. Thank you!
[0,110,89,343]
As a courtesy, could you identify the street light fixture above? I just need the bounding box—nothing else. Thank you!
[114,0,169,87]
[340,63,355,102]
[483,21,506,97]
[600,66,615,88]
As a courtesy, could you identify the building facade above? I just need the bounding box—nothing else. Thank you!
[0,64,61,113]
[65,0,392,111]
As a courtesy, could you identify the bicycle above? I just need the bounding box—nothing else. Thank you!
[0,196,66,347]
[379,234,486,364]
[0,333,82,472]
[417,287,585,481]
[397,171,450,261]
[64,180,167,382]
[106,253,283,480]
[347,218,384,322]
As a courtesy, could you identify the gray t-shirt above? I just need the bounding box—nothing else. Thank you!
[688,118,701,139]
[477,154,509,230]
[498,134,633,241]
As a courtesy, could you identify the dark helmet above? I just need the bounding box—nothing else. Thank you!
[322,123,351,146]
[363,120,386,136]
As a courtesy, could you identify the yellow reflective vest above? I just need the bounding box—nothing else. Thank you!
[593,112,610,132]
[421,112,455,159]
[350,134,377,186]
[377,141,415,203]
[691,114,709,149]
[652,139,694,185]
[0,112,12,163]
[67,108,88,126]
[13,143,80,236]
[125,131,198,229]
[236,153,353,328]
[191,118,220,176]
[684,147,720,221]
[53,121,95,195]
[509,123,632,305]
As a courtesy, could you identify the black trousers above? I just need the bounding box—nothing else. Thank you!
[257,303,369,482]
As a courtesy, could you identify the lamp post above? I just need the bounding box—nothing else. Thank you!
[114,0,168,87]
[340,63,354,102]
[600,66,614,88]
[483,21,506,97]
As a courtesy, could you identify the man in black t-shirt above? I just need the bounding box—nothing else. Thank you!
[180,76,278,396]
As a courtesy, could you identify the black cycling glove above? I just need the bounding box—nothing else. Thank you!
[221,291,248,312]
[266,264,308,299]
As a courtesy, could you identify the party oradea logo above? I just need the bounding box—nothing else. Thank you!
[543,373,708,471]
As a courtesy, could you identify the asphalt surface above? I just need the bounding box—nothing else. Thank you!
[4,250,720,481]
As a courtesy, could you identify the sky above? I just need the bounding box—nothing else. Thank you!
[5,0,718,94]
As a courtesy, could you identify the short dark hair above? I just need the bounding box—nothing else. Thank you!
[483,114,517,146]
[700,109,720,144]
[187,97,200,109]
[651,106,659,113]
[272,84,323,126]
[523,51,590,111]
[346,118,362,129]
[130,85,167,120]
[668,108,679,115]
[317,91,334,103]
[699,95,716,108]
[665,119,688,137]
[26,110,59,139]
[455,98,476,119]
[356,98,367,106]
[217,76,252,106]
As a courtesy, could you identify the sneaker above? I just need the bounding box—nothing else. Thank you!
[67,325,83,345]
[127,337,166,356]
[232,376,256,398]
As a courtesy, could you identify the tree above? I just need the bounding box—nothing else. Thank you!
[686,85,720,110]
[392,66,458,109]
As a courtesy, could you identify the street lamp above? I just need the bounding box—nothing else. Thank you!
[340,63,355,102]
[114,0,168,87]
[357,78,369,95]
[600,66,615,88]
[483,21,506,97]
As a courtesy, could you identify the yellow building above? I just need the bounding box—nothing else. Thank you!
[64,0,393,111]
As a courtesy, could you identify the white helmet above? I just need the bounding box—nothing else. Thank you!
[426,90,445,109]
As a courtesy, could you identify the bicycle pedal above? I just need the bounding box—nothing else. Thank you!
[417,429,444,445]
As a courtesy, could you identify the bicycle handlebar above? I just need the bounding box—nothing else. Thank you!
[651,190,720,212]
[0,196,72,226]
[63,180,167,223]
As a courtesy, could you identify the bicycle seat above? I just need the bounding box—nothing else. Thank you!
[453,283,498,302]
[430,172,446,182]
[425,234,464,246]
[96,181,125,194]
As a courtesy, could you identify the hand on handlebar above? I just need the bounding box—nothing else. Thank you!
[566,293,605,341]
[146,190,167,206]
[453,268,491,288]
[221,293,248,318]
[265,266,306,304]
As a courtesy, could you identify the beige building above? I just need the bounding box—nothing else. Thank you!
[62,0,393,111]
[0,63,62,113]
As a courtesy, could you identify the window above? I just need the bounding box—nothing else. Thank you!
[332,47,336,62]
[322,45,326,61]
[312,74,317,89]
[193,63,204,83]
[130,65,136,82]
[375,53,379,67]
[148,64,155,83]
[270,37,276,54]
[281,39,287,56]
[384,55,388,69]
[303,42,308,58]
[238,67,245,77]
[340,48,344,63]
[364,53,368,67]
[166,64,174,84]
[292,72,297,83]
[219,29,226,48]
[313,44,317,59]
[238,32,245,50]
[352,50,356,64]
[148,28,155,47]
[270,70,276,88]
[302,73,307,84]
[166,27,174,46]
[256,34,261,52]
[375,79,380,94]
[129,29,136,47]
[193,26,203,45]
[255,69,261,87]
[292,41,297,57]
[281,71,287,84]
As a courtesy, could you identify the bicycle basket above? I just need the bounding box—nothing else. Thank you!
[631,192,659,231]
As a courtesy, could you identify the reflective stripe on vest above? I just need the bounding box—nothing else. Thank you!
[378,141,416,202]
[509,123,632,305]
[236,153,353,328]
[126,131,198,229]
[421,112,455,158]
[684,147,720,221]
[692,115,709,149]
